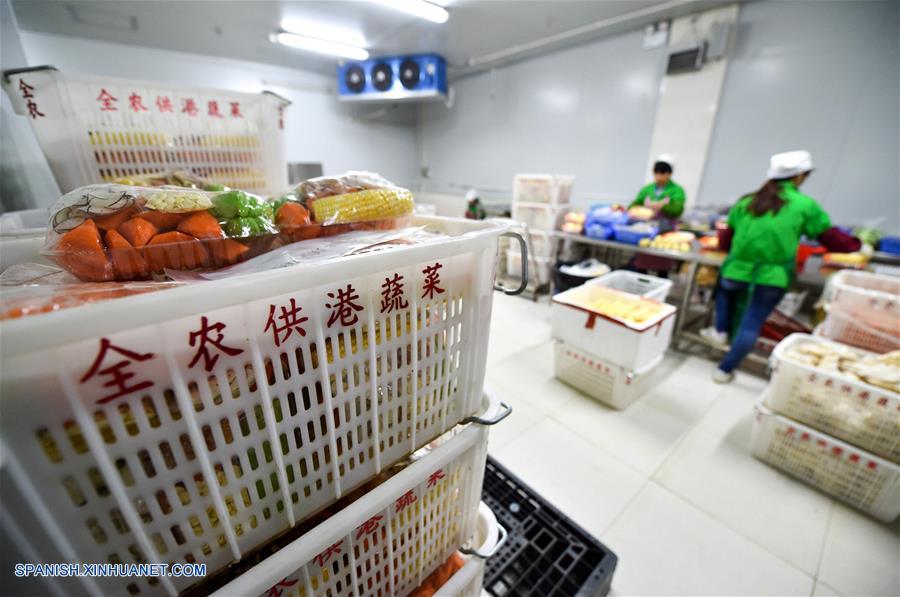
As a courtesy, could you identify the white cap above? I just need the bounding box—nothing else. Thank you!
[465,188,479,201]
[767,150,814,179]
[656,154,675,169]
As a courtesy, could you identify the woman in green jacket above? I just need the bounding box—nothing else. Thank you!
[701,150,860,383]
[629,155,686,222]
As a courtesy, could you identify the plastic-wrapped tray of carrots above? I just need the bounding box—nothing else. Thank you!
[42,172,415,282]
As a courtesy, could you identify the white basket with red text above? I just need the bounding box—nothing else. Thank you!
[825,270,900,337]
[751,398,900,521]
[2,66,289,194]
[0,216,504,596]
[211,425,492,596]
[769,334,899,463]
[554,341,662,410]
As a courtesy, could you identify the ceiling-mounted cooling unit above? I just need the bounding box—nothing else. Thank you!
[337,53,447,102]
[666,43,707,74]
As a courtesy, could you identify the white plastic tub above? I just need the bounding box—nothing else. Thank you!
[513,174,574,205]
[526,229,555,259]
[552,284,676,370]
[586,270,673,302]
[826,270,900,335]
[768,334,900,463]
[751,397,900,522]
[0,216,506,596]
[209,424,493,596]
[511,203,568,231]
[554,341,662,410]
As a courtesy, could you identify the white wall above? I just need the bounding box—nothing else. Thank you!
[702,0,899,233]
[416,26,667,206]
[14,31,420,204]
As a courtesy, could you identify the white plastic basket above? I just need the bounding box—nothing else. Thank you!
[511,203,568,231]
[526,230,555,259]
[826,270,900,335]
[815,308,900,354]
[211,424,492,596]
[2,67,290,195]
[751,397,900,522]
[769,334,900,463]
[513,174,574,205]
[586,270,673,302]
[554,341,662,410]
[551,285,676,370]
[0,216,505,596]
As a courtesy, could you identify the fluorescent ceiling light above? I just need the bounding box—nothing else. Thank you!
[368,0,449,24]
[273,32,369,60]
[280,18,367,48]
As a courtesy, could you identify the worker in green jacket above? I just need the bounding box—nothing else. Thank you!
[700,150,860,383]
[629,154,686,275]
[629,154,686,221]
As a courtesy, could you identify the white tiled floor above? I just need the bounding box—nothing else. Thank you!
[485,293,900,597]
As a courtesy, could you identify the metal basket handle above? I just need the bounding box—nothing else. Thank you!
[459,521,509,559]
[495,231,528,296]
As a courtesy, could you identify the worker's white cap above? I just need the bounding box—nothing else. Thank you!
[767,150,814,179]
[655,154,675,169]
[465,188,479,201]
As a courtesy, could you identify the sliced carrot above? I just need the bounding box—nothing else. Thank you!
[54,219,112,282]
[118,217,159,248]
[139,210,183,231]
[143,231,209,272]
[177,210,224,240]
[93,204,139,231]
[106,229,150,279]
[209,238,250,267]
[276,202,310,231]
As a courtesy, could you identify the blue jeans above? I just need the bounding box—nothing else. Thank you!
[715,277,785,373]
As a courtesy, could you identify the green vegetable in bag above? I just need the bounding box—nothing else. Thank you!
[211,190,275,237]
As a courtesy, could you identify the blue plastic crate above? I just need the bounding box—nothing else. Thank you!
[613,224,658,245]
[584,222,614,240]
[586,205,629,227]
[879,236,900,255]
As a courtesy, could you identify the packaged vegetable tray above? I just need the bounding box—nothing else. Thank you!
[42,171,415,281]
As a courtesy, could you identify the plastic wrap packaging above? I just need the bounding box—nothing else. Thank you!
[41,172,415,282]
[112,168,228,191]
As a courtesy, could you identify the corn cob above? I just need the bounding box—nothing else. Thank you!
[311,188,414,224]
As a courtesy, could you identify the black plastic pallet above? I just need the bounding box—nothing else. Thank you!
[481,456,618,597]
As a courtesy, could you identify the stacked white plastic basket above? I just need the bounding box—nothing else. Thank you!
[752,322,900,520]
[508,174,573,286]
[815,270,900,353]
[551,270,675,409]
[0,216,515,596]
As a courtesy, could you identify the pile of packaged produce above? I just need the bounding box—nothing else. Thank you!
[41,171,414,282]
[639,230,695,252]
[783,341,899,393]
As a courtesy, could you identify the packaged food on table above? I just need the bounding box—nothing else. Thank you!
[41,172,416,281]
[112,168,228,191]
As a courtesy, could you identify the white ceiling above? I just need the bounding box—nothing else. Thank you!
[12,0,731,76]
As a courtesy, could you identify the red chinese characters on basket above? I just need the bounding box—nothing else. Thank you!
[355,514,383,540]
[182,98,199,117]
[80,338,156,404]
[156,95,174,113]
[208,100,223,118]
[265,577,298,597]
[128,92,149,113]
[394,489,417,513]
[265,298,308,347]
[188,316,244,372]
[18,79,44,119]
[230,101,243,118]
[96,88,118,112]
[326,284,364,328]
[381,273,409,314]
[426,469,445,488]
[422,262,445,300]
[314,540,343,567]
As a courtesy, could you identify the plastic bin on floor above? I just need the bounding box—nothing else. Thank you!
[768,334,899,463]
[481,456,617,597]
[554,341,662,410]
[586,269,673,302]
[751,397,900,522]
[552,284,676,370]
